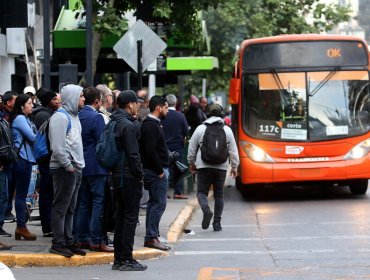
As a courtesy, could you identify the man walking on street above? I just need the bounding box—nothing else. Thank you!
[187,104,239,231]
[48,84,86,257]
[140,96,171,251]
[111,90,147,271]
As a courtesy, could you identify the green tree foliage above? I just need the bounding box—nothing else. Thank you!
[200,0,351,92]
[358,0,370,42]
[76,0,221,84]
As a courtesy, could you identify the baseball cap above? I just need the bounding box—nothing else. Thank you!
[23,86,36,95]
[117,90,138,105]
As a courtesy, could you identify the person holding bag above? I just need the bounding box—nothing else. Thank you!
[10,94,37,240]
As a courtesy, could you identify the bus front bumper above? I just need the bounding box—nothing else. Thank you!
[239,156,370,185]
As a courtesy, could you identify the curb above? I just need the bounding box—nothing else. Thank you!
[0,199,198,267]
[167,198,198,243]
[0,248,168,267]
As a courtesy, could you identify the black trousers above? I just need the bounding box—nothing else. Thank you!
[197,168,227,222]
[113,177,142,262]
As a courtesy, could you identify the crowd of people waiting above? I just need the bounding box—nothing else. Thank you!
[0,84,238,272]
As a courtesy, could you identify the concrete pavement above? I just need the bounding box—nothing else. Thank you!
[0,189,199,267]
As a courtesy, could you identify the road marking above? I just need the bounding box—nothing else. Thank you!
[190,221,370,228]
[197,267,366,280]
[182,235,370,242]
[175,248,370,256]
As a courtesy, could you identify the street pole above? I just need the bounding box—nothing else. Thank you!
[137,39,143,90]
[85,0,93,86]
[43,0,50,89]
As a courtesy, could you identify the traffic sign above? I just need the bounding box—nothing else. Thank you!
[113,20,167,73]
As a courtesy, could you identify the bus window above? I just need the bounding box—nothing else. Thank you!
[308,71,370,141]
[243,71,370,142]
[244,72,307,141]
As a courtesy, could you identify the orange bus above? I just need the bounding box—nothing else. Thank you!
[229,34,370,194]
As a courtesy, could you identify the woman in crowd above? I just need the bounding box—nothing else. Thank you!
[10,94,37,240]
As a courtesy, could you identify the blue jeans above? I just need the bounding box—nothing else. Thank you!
[144,168,168,241]
[0,170,8,228]
[13,158,33,228]
[51,168,82,247]
[75,176,107,245]
[26,165,38,204]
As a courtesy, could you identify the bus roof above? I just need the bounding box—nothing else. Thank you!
[239,34,368,51]
[237,34,369,72]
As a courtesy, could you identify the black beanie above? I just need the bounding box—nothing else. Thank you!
[38,89,57,107]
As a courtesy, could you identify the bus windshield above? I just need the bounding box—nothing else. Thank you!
[243,71,370,141]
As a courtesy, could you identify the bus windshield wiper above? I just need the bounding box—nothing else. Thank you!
[271,69,289,106]
[308,66,340,97]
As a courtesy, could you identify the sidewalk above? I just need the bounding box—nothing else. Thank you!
[0,188,199,267]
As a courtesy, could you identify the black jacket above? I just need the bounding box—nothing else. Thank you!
[110,109,143,180]
[139,116,169,175]
[32,106,54,130]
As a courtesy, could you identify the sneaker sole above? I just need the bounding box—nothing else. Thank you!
[202,212,213,229]
[119,265,148,271]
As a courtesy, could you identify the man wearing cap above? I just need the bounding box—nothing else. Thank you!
[23,86,39,108]
[32,88,59,238]
[187,104,239,232]
[110,90,147,271]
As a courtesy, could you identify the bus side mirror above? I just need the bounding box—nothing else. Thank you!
[229,78,240,104]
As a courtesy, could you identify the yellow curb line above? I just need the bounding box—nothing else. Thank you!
[167,198,199,243]
[0,248,168,267]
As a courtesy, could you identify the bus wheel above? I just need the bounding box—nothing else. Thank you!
[348,179,368,195]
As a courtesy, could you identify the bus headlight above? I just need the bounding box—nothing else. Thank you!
[240,141,274,163]
[344,139,370,160]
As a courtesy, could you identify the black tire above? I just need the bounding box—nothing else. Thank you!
[348,179,368,195]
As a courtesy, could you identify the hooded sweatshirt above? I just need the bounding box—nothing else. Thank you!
[187,116,239,171]
[49,84,85,171]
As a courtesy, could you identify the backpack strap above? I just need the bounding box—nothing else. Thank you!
[56,108,72,133]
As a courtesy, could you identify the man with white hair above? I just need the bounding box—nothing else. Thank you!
[161,94,189,199]
[96,84,112,124]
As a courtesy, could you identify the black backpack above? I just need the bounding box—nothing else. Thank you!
[0,117,18,163]
[200,122,229,164]
[96,120,122,169]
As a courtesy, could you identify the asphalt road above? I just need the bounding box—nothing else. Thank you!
[11,183,370,280]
